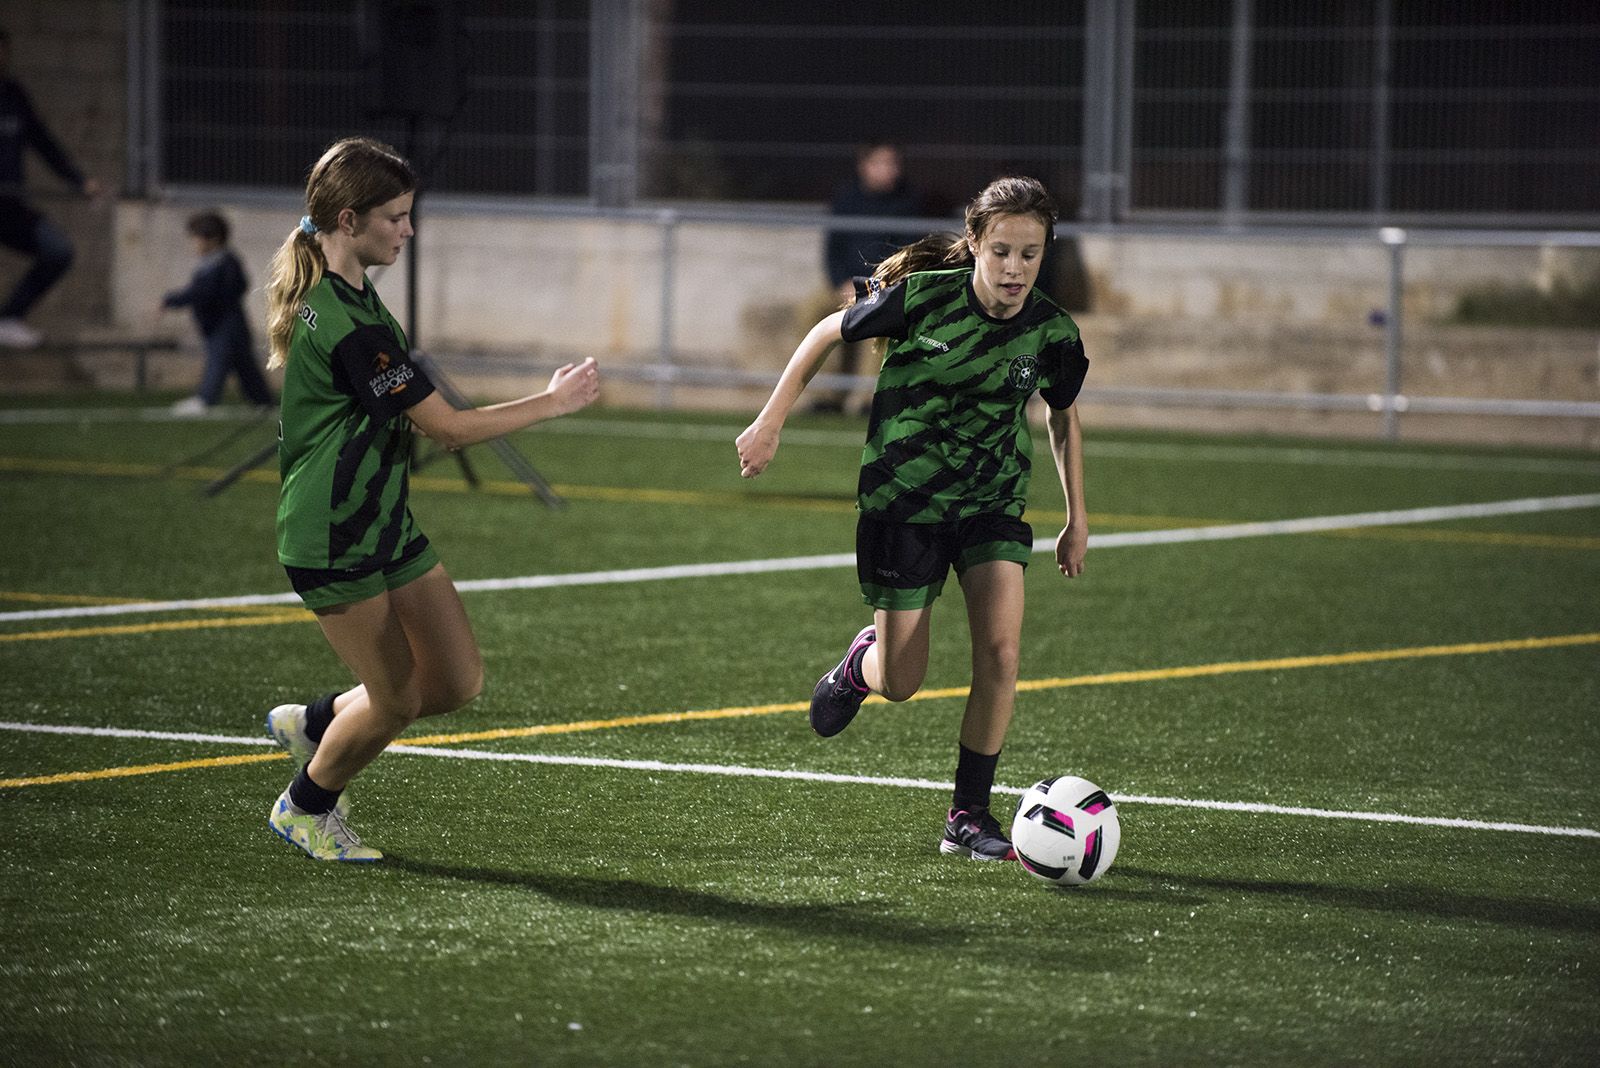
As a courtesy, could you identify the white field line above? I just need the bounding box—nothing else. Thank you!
[1,719,1594,839]
[3,491,1597,625]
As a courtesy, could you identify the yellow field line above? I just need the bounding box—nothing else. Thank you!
[398,701,813,747]
[0,589,300,618]
[7,454,1598,550]
[0,591,155,606]
[0,611,311,643]
[5,630,1596,791]
[381,631,1600,748]
[1012,632,1600,692]
[0,752,286,789]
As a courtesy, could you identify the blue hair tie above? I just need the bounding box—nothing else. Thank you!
[299,215,319,235]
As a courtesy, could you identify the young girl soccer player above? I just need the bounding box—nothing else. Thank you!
[263,137,600,861]
[736,175,1088,862]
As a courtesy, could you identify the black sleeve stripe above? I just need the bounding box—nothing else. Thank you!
[330,324,437,422]
[1040,338,1088,410]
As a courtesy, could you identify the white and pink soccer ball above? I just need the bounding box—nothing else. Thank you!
[1011,775,1122,886]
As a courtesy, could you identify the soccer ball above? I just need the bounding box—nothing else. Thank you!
[1011,775,1121,886]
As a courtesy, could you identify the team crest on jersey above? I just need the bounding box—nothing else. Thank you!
[298,302,317,330]
[1007,353,1040,392]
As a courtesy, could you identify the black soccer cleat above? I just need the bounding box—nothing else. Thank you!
[808,624,876,737]
[939,807,1017,862]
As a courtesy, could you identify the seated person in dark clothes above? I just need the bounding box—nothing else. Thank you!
[818,141,925,413]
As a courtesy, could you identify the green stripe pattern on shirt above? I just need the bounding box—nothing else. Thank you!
[851,269,1083,524]
[275,274,428,570]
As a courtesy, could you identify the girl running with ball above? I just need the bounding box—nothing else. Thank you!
[263,137,600,861]
[737,175,1089,861]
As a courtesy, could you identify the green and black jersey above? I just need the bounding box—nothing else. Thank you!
[275,272,436,570]
[840,268,1088,524]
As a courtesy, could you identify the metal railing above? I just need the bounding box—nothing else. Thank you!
[400,197,1600,439]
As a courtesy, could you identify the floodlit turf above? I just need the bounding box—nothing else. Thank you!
[2,396,1597,1065]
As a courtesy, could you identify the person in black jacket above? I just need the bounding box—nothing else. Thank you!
[0,27,101,348]
[816,142,925,413]
[160,211,274,413]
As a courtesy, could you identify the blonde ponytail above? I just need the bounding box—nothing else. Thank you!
[265,228,325,370]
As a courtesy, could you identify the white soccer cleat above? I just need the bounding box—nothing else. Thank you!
[265,703,349,818]
[268,790,381,863]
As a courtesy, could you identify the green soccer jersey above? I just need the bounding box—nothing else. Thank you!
[275,272,436,570]
[840,268,1088,523]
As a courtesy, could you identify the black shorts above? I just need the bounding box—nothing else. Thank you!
[856,512,1033,610]
[283,535,437,611]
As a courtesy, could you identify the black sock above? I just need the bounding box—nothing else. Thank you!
[952,743,1000,813]
[287,765,342,815]
[303,692,338,743]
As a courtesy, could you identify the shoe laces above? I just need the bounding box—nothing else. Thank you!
[317,807,365,848]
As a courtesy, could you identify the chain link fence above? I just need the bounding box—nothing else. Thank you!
[142,0,1600,225]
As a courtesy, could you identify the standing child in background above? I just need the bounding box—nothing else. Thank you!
[737,175,1089,862]
[263,136,600,862]
[160,210,275,414]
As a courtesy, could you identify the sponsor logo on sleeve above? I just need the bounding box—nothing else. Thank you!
[368,351,414,396]
[298,303,317,330]
[860,277,884,305]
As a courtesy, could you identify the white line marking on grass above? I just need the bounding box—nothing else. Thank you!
[0,721,277,746]
[4,720,1597,839]
[0,405,266,426]
[4,491,1597,625]
[1057,492,1600,552]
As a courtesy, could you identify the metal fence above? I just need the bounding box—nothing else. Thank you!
[132,0,1600,225]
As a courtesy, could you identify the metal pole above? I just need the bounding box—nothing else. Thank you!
[125,0,163,196]
[1080,0,1136,223]
[535,0,556,196]
[656,209,677,409]
[405,115,421,350]
[1380,226,1406,441]
[1080,0,1115,223]
[1371,0,1393,217]
[590,0,641,207]
[1114,0,1136,219]
[1223,0,1253,224]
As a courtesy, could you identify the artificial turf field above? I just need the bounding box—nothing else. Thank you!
[1,396,1597,1066]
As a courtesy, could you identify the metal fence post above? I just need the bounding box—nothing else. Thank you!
[124,0,162,197]
[1081,0,1135,223]
[1223,0,1254,225]
[590,0,642,208]
[657,208,678,409]
[1371,0,1393,217]
[1379,226,1406,440]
